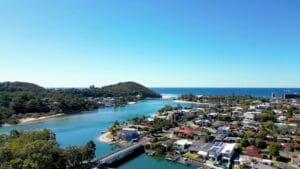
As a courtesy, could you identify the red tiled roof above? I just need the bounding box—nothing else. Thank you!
[246,145,259,151]
[246,152,263,158]
[288,118,300,122]
[176,128,197,135]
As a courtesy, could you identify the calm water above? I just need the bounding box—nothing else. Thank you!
[0,99,194,169]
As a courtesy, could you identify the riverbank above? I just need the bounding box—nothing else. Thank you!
[19,113,64,124]
[173,100,208,105]
[98,131,114,143]
[2,113,64,127]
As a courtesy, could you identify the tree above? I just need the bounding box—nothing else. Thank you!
[255,137,266,149]
[63,146,83,167]
[82,140,96,161]
[240,136,250,147]
[268,142,281,158]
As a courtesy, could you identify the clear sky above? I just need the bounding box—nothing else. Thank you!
[0,0,299,88]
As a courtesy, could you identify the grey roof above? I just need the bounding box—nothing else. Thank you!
[253,163,274,169]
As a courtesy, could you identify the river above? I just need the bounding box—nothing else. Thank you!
[0,99,195,169]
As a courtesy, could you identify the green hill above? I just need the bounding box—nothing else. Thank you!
[0,81,45,92]
[100,82,161,98]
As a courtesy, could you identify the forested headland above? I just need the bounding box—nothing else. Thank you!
[0,81,161,125]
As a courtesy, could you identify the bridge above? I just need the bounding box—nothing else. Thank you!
[89,139,148,168]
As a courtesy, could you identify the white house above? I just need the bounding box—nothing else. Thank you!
[173,139,192,152]
[244,112,260,120]
[221,143,236,163]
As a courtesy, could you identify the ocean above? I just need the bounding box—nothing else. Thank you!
[152,87,300,98]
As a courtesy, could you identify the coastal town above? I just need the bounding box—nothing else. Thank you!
[99,93,300,169]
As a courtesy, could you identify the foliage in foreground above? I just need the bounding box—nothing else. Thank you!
[0,129,96,169]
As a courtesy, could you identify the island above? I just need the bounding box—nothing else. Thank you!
[0,81,161,126]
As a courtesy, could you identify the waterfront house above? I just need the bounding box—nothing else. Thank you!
[208,142,224,161]
[221,143,236,163]
[197,143,213,159]
[173,139,192,152]
[121,127,139,141]
[188,142,205,154]
[197,143,213,158]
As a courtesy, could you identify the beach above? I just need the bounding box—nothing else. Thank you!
[18,114,64,124]
[98,131,114,143]
[173,100,208,105]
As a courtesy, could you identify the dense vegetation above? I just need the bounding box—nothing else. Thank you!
[0,129,96,169]
[0,81,161,125]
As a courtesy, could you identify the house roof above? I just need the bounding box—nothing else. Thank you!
[174,139,192,146]
[176,128,197,135]
[221,143,236,154]
[246,145,259,151]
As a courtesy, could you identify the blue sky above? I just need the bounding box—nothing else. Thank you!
[0,0,299,87]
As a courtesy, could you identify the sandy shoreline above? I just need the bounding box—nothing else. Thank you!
[19,113,64,124]
[98,131,114,143]
[2,113,64,127]
[173,100,208,105]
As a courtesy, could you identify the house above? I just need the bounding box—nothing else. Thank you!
[221,143,236,163]
[277,116,286,122]
[208,142,224,161]
[223,137,241,143]
[245,145,262,158]
[197,143,213,158]
[217,126,230,135]
[253,163,273,169]
[191,131,208,140]
[292,156,300,167]
[121,127,139,141]
[103,98,114,107]
[213,134,225,141]
[188,142,205,154]
[175,128,197,137]
[244,111,260,120]
[173,139,192,152]
[208,112,218,119]
[195,119,211,127]
[288,118,300,122]
[234,155,251,165]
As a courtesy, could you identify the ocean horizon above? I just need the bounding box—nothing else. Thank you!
[151,87,300,97]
